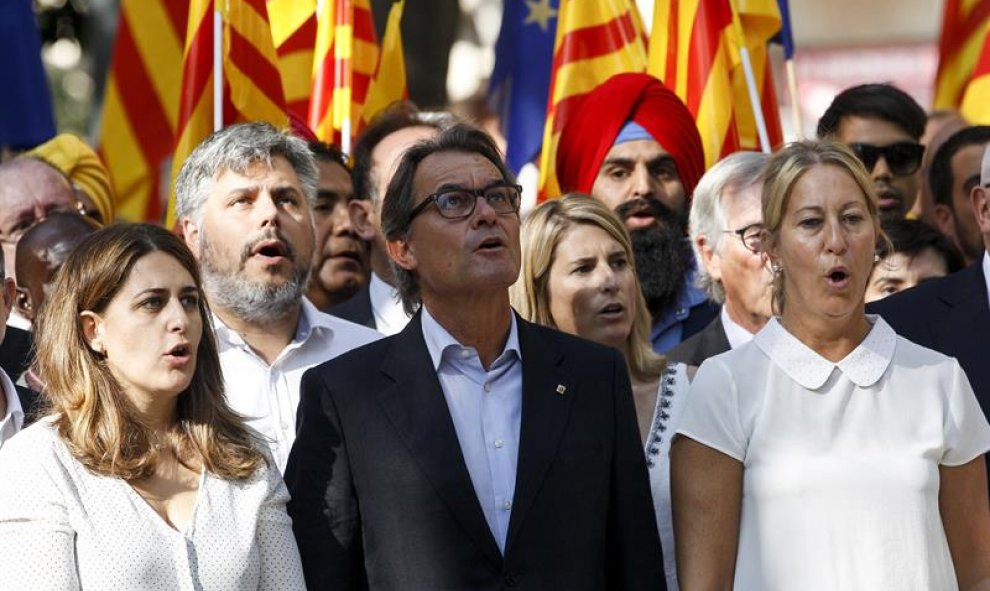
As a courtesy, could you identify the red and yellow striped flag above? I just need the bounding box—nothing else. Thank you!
[649,0,738,167]
[538,0,648,200]
[359,0,408,131]
[98,0,189,223]
[961,28,990,123]
[308,0,380,145]
[935,0,990,109]
[166,0,289,228]
[269,0,318,121]
[729,0,783,151]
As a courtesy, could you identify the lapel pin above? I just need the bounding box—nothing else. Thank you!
[556,384,567,396]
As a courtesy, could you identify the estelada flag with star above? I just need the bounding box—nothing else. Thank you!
[488,0,559,174]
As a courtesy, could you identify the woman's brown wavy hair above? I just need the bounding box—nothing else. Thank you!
[34,223,263,480]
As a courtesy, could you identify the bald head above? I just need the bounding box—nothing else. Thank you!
[14,212,99,322]
[0,157,79,280]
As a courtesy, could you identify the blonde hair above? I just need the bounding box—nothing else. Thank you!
[511,194,666,381]
[35,223,263,480]
[761,140,884,313]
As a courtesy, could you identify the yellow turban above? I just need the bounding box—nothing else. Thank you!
[26,134,115,222]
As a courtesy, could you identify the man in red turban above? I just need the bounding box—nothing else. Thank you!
[556,73,715,353]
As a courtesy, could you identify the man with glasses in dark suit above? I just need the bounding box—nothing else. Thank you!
[817,83,927,223]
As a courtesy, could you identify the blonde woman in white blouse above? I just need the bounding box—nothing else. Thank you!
[512,195,691,590]
[672,140,990,591]
[0,224,305,590]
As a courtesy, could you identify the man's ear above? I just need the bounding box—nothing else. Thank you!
[696,234,722,282]
[385,236,417,272]
[971,185,990,236]
[14,285,33,322]
[933,202,958,241]
[179,218,202,259]
[349,200,378,241]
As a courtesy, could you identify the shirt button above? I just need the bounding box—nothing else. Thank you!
[494,439,504,448]
[483,382,492,392]
[460,349,471,359]
[503,500,512,510]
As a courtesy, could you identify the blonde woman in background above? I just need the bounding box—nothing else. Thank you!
[0,223,305,590]
[512,194,690,590]
[673,140,990,591]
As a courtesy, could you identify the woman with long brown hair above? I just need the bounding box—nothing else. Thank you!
[0,223,304,589]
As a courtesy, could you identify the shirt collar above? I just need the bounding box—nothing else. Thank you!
[421,306,520,371]
[651,262,709,337]
[754,314,896,390]
[212,297,331,348]
[720,305,756,349]
[0,368,23,428]
[982,251,990,305]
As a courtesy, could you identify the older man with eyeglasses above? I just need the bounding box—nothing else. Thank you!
[667,152,774,367]
[817,83,927,223]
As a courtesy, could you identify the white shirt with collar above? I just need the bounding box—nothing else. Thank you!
[0,367,23,449]
[678,315,990,590]
[368,272,413,336]
[214,298,382,472]
[421,306,522,555]
[720,305,756,350]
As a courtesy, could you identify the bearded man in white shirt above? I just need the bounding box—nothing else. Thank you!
[176,122,381,471]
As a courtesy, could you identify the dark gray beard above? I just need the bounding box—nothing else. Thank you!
[199,230,310,325]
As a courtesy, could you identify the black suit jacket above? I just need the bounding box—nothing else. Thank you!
[285,313,665,591]
[0,326,32,381]
[327,284,374,329]
[665,313,730,367]
[868,261,990,411]
[15,384,39,425]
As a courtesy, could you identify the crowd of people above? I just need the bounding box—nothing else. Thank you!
[0,70,989,590]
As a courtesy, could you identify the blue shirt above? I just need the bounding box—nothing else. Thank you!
[421,307,522,554]
[650,264,715,354]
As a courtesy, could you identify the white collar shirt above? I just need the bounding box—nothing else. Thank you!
[214,298,382,472]
[677,315,990,590]
[720,305,756,350]
[368,272,412,336]
[421,306,523,555]
[982,250,990,305]
[0,368,23,449]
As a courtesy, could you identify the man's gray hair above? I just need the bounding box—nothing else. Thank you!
[689,151,770,303]
[174,122,318,225]
[982,144,990,187]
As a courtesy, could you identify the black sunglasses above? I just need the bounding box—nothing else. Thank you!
[848,142,924,176]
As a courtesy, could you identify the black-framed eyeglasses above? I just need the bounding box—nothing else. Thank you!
[723,222,764,254]
[408,183,522,222]
[848,142,924,176]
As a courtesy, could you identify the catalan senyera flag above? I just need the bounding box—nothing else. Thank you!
[961,28,990,123]
[268,0,318,122]
[98,0,189,223]
[309,0,380,145]
[166,0,289,228]
[935,0,990,109]
[729,0,783,152]
[359,0,408,131]
[537,0,648,200]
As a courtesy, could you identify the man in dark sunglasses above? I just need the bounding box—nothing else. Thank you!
[817,83,927,223]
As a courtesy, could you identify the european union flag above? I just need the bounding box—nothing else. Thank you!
[488,0,558,174]
[0,0,55,149]
[771,0,795,59]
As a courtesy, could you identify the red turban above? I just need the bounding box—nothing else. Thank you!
[556,73,705,199]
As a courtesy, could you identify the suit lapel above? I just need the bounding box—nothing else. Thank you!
[505,319,574,554]
[931,263,990,400]
[374,314,503,567]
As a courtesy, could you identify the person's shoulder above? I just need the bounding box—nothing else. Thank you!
[0,418,66,479]
[519,319,621,360]
[310,304,383,347]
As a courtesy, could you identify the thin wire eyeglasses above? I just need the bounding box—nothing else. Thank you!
[722,222,764,254]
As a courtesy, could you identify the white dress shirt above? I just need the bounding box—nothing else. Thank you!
[982,250,990,304]
[215,298,382,472]
[678,315,990,591]
[421,307,522,554]
[368,272,413,335]
[0,368,23,449]
[720,305,756,350]
[0,420,305,590]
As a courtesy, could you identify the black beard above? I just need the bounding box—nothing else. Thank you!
[616,198,693,321]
